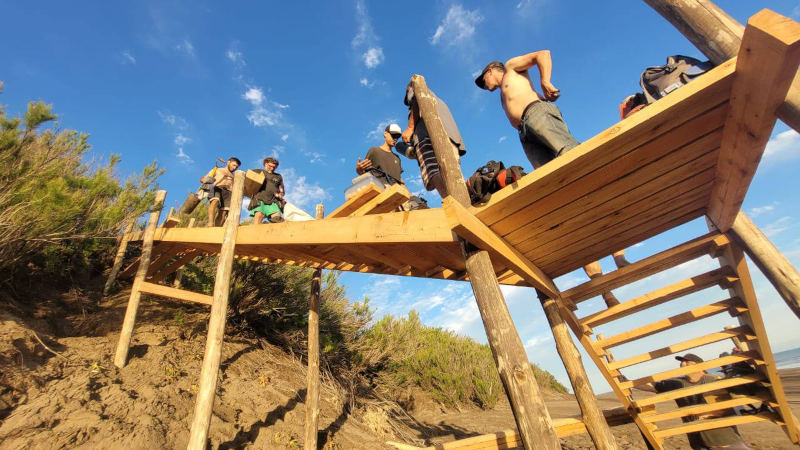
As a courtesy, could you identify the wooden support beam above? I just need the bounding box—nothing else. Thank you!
[596,296,745,349]
[412,74,561,450]
[644,1,800,135]
[581,267,735,329]
[104,221,135,295]
[188,171,245,450]
[351,183,410,216]
[442,196,559,298]
[327,184,381,218]
[563,233,728,305]
[305,204,324,450]
[540,295,618,449]
[173,217,197,288]
[708,10,800,230]
[608,325,753,370]
[114,190,166,368]
[138,281,213,305]
[728,211,800,319]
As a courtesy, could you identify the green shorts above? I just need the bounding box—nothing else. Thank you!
[249,201,282,219]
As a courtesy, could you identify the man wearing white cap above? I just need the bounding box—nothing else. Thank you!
[356,123,405,186]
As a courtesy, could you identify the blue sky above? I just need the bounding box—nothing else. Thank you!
[3,1,799,393]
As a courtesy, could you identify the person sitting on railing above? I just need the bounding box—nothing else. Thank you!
[632,353,751,449]
[201,156,241,227]
[248,157,285,225]
[475,50,629,306]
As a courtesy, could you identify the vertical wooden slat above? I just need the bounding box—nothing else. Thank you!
[104,221,135,295]
[113,191,166,368]
[305,203,324,450]
[187,172,245,450]
[411,74,561,450]
[173,217,197,288]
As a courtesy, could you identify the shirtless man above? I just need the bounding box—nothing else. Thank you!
[476,50,628,306]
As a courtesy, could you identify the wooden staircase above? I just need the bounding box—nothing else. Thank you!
[558,231,799,449]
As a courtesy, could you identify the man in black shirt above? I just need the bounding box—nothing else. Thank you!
[634,353,750,449]
[248,157,285,225]
[356,123,404,186]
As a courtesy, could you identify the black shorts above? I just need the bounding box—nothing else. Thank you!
[210,187,232,210]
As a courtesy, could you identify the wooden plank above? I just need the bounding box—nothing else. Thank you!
[149,249,205,284]
[619,351,763,390]
[351,183,411,216]
[243,169,265,198]
[642,394,774,424]
[472,58,736,227]
[654,412,778,439]
[608,325,753,370]
[145,245,186,277]
[633,374,766,408]
[525,155,718,260]
[596,295,745,349]
[708,10,800,231]
[138,281,213,305]
[305,204,324,450]
[717,241,800,442]
[104,221,136,295]
[581,269,735,329]
[563,233,727,304]
[442,196,559,298]
[538,183,712,275]
[327,184,382,218]
[505,106,726,247]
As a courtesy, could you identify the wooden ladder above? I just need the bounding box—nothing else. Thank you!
[557,231,799,449]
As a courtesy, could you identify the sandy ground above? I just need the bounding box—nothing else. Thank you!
[0,286,797,449]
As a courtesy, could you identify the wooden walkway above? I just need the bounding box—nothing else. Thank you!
[108,10,800,450]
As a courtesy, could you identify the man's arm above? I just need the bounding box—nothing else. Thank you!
[356,151,373,175]
[402,106,416,145]
[505,50,560,101]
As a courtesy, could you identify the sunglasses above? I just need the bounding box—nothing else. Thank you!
[389,133,402,140]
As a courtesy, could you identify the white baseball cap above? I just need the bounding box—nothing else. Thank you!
[384,123,402,135]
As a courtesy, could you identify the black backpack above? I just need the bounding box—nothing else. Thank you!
[640,55,714,105]
[466,160,526,206]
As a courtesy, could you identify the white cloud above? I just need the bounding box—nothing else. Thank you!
[498,136,508,143]
[242,86,289,128]
[175,38,195,56]
[748,204,776,218]
[281,134,289,142]
[158,111,189,130]
[524,334,552,350]
[226,49,245,66]
[307,152,324,164]
[352,0,384,70]
[176,147,193,165]
[763,129,800,164]
[121,50,136,64]
[174,133,191,146]
[762,216,793,238]
[362,47,384,68]
[282,168,331,209]
[243,87,265,106]
[431,4,483,47]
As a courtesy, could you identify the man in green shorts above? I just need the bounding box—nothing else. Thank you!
[248,157,285,225]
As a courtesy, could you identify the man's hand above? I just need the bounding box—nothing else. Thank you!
[356,158,373,175]
[541,81,560,101]
[401,129,413,144]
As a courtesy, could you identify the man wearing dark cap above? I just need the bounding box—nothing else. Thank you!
[356,123,405,186]
[632,353,750,449]
[476,50,628,306]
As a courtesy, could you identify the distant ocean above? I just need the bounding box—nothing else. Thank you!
[775,347,800,370]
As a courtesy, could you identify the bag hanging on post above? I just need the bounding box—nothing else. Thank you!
[639,55,715,105]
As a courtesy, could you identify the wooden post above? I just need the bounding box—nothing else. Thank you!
[540,295,618,449]
[411,74,561,450]
[643,0,800,135]
[104,221,136,295]
[304,203,324,450]
[173,218,197,289]
[187,172,245,450]
[113,191,166,367]
[728,211,800,319]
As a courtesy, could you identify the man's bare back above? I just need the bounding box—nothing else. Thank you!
[500,70,543,128]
